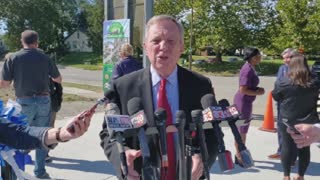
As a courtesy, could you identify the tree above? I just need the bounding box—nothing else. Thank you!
[80,0,104,54]
[273,0,320,54]
[155,0,276,61]
[0,0,78,54]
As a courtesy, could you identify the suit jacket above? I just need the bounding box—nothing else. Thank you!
[100,65,218,179]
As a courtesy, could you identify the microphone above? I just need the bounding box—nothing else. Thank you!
[127,97,159,180]
[67,89,116,133]
[176,111,186,180]
[191,110,210,180]
[154,108,168,174]
[105,103,129,177]
[200,94,233,172]
[219,99,254,168]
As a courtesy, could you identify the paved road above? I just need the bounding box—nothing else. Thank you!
[2,61,319,179]
[24,112,320,180]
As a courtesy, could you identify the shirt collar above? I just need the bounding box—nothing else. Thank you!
[150,65,178,87]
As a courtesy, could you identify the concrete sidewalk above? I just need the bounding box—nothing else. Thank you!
[25,112,320,180]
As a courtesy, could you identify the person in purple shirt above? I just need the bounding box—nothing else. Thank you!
[111,43,142,81]
[233,47,265,167]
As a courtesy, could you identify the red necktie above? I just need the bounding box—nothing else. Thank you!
[158,79,176,180]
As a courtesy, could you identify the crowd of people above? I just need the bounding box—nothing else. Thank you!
[0,14,320,180]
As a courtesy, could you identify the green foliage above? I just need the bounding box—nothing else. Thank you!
[155,0,277,60]
[0,0,78,53]
[190,60,283,76]
[80,0,104,54]
[59,52,102,70]
[273,0,320,54]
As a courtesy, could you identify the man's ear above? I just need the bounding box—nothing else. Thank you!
[180,43,184,54]
[143,42,147,54]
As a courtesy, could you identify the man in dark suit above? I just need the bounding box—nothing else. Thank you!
[100,15,218,180]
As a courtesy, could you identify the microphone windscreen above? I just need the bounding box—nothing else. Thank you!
[104,89,116,101]
[154,108,167,124]
[191,109,203,124]
[105,103,120,115]
[175,110,186,125]
[127,97,143,115]
[200,94,218,109]
[218,99,230,107]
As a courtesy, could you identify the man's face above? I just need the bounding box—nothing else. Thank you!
[282,53,291,65]
[144,20,184,78]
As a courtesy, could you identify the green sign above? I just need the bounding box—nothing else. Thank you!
[102,19,130,92]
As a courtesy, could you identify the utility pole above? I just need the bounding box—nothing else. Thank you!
[104,0,114,20]
[143,0,154,68]
[188,0,193,70]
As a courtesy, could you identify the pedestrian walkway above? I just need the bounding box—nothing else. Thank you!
[25,112,320,180]
[63,87,103,99]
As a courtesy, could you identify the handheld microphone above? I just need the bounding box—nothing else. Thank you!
[191,110,210,180]
[127,97,159,180]
[219,99,254,168]
[184,111,197,180]
[67,89,116,133]
[154,108,168,171]
[176,111,186,180]
[105,103,129,177]
[201,94,233,172]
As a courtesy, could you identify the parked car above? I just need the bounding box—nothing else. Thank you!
[311,61,320,78]
[228,57,238,62]
[192,59,206,65]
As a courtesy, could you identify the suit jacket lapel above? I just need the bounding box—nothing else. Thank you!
[139,67,156,126]
[177,66,188,113]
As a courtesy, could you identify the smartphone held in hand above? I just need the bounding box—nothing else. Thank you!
[282,121,301,135]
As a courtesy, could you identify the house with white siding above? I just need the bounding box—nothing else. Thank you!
[64,30,93,52]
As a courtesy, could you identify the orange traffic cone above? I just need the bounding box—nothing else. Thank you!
[259,91,277,133]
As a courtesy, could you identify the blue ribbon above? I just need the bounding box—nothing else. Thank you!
[0,99,33,170]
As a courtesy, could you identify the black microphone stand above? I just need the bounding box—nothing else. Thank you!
[192,110,210,180]
[185,117,197,180]
[137,127,159,180]
[154,109,168,180]
[176,111,186,180]
[114,132,128,180]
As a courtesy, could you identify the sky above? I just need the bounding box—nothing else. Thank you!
[0,20,7,35]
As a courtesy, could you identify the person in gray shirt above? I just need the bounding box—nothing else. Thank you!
[0,30,62,179]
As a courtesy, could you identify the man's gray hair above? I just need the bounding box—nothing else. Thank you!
[145,15,184,43]
[281,48,299,57]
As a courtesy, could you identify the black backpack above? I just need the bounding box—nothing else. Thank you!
[49,79,63,112]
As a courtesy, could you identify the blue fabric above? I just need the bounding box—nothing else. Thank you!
[0,99,44,174]
[277,64,289,80]
[112,56,142,80]
[16,96,51,176]
[275,64,297,160]
[150,65,179,123]
[276,65,287,154]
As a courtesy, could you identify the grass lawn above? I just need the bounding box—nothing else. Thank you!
[59,52,103,70]
[188,56,315,76]
[0,85,96,103]
[58,52,315,76]
[62,82,102,93]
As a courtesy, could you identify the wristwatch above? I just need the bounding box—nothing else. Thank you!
[56,127,69,142]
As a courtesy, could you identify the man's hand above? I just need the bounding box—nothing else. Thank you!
[125,149,141,180]
[287,123,320,148]
[191,153,204,180]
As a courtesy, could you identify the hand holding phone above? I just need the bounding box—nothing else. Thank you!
[283,121,301,135]
[67,104,97,133]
